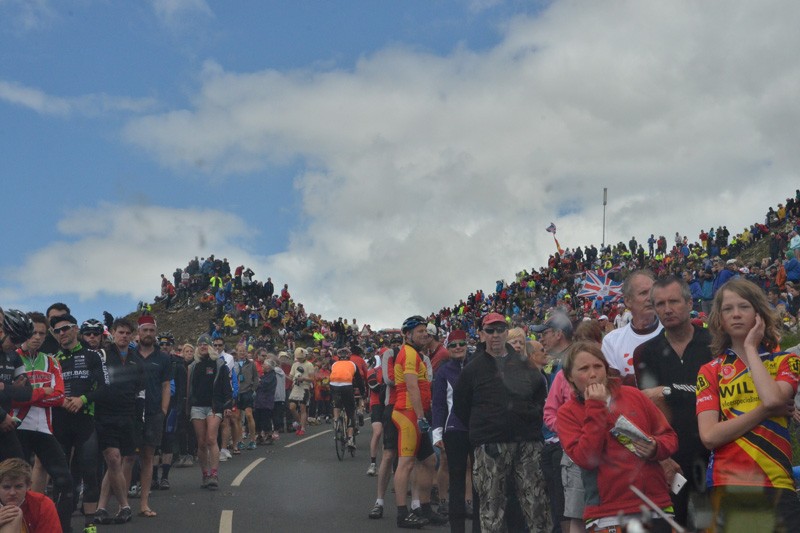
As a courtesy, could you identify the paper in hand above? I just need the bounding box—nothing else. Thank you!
[610,414,653,454]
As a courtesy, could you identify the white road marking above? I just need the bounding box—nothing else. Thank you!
[284,429,332,448]
[230,457,265,487]
[219,510,233,533]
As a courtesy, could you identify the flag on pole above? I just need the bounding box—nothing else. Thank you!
[554,237,564,255]
[545,223,557,234]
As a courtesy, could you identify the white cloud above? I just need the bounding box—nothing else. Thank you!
[121,1,800,327]
[151,0,212,27]
[0,80,157,117]
[0,0,56,32]
[3,204,257,303]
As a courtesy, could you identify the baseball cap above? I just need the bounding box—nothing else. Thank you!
[482,313,506,327]
[531,313,574,338]
[726,259,737,265]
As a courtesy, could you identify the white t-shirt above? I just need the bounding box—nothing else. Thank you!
[601,322,663,377]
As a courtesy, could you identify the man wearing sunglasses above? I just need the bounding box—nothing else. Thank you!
[452,312,551,533]
[52,312,110,532]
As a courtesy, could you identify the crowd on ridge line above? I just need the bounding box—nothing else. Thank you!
[144,191,800,357]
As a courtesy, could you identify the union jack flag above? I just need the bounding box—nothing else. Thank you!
[545,223,557,234]
[577,270,622,301]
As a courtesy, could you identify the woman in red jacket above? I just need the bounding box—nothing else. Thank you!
[556,341,678,533]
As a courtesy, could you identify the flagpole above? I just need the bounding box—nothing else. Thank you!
[602,188,607,249]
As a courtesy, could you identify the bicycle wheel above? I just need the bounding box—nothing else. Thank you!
[334,417,345,461]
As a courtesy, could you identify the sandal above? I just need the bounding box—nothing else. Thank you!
[139,509,158,518]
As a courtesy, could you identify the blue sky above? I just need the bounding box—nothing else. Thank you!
[2,1,799,329]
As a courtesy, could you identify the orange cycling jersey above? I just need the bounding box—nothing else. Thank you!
[394,344,431,412]
[330,360,358,386]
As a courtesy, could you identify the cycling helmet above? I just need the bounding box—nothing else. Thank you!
[80,319,104,335]
[158,331,175,345]
[2,309,34,345]
[401,315,426,333]
[391,334,403,344]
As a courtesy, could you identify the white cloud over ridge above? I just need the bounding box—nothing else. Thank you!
[4,204,257,304]
[114,1,800,327]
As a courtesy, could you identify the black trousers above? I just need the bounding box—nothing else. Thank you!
[443,431,481,533]
[18,429,73,532]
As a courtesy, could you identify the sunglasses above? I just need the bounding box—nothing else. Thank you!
[52,325,75,334]
[483,326,507,335]
[447,341,467,348]
[83,331,102,337]
[213,344,224,348]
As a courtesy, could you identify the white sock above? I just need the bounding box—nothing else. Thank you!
[376,498,384,507]
[411,499,421,510]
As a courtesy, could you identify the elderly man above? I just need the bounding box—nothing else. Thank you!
[601,269,663,382]
[633,275,713,529]
[453,312,551,532]
[536,313,583,533]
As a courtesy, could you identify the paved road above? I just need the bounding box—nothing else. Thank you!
[74,421,426,532]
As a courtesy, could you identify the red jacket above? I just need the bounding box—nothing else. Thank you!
[21,490,61,533]
[556,383,677,520]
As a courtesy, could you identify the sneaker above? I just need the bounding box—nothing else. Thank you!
[93,508,112,525]
[236,441,246,451]
[220,448,232,460]
[128,482,141,499]
[296,428,306,437]
[247,441,257,450]
[325,415,331,424]
[159,478,170,490]
[346,437,356,449]
[150,478,160,491]
[366,462,377,476]
[292,421,300,430]
[397,511,427,529]
[368,503,384,519]
[271,432,280,441]
[201,475,210,489]
[83,524,97,533]
[206,475,219,490]
[182,455,196,467]
[114,506,133,524]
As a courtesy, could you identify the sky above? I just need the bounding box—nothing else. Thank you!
[1,0,799,329]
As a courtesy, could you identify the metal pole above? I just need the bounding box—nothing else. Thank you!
[602,188,607,249]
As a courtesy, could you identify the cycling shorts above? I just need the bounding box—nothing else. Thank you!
[331,385,355,428]
[383,404,397,451]
[391,408,434,460]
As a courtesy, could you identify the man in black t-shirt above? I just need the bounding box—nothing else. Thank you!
[633,276,713,529]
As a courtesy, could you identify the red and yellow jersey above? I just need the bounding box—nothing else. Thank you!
[696,349,800,490]
[394,344,431,412]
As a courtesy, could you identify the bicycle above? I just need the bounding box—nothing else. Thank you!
[333,410,356,460]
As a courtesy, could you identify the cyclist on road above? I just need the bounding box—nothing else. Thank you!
[330,350,364,450]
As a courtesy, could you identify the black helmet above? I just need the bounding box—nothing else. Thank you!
[391,334,403,344]
[401,315,426,333]
[2,309,34,345]
[158,331,175,346]
[80,319,104,335]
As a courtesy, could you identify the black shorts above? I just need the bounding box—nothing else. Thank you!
[331,386,355,427]
[237,391,255,410]
[96,415,136,456]
[382,404,397,451]
[142,411,165,448]
[370,404,385,425]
